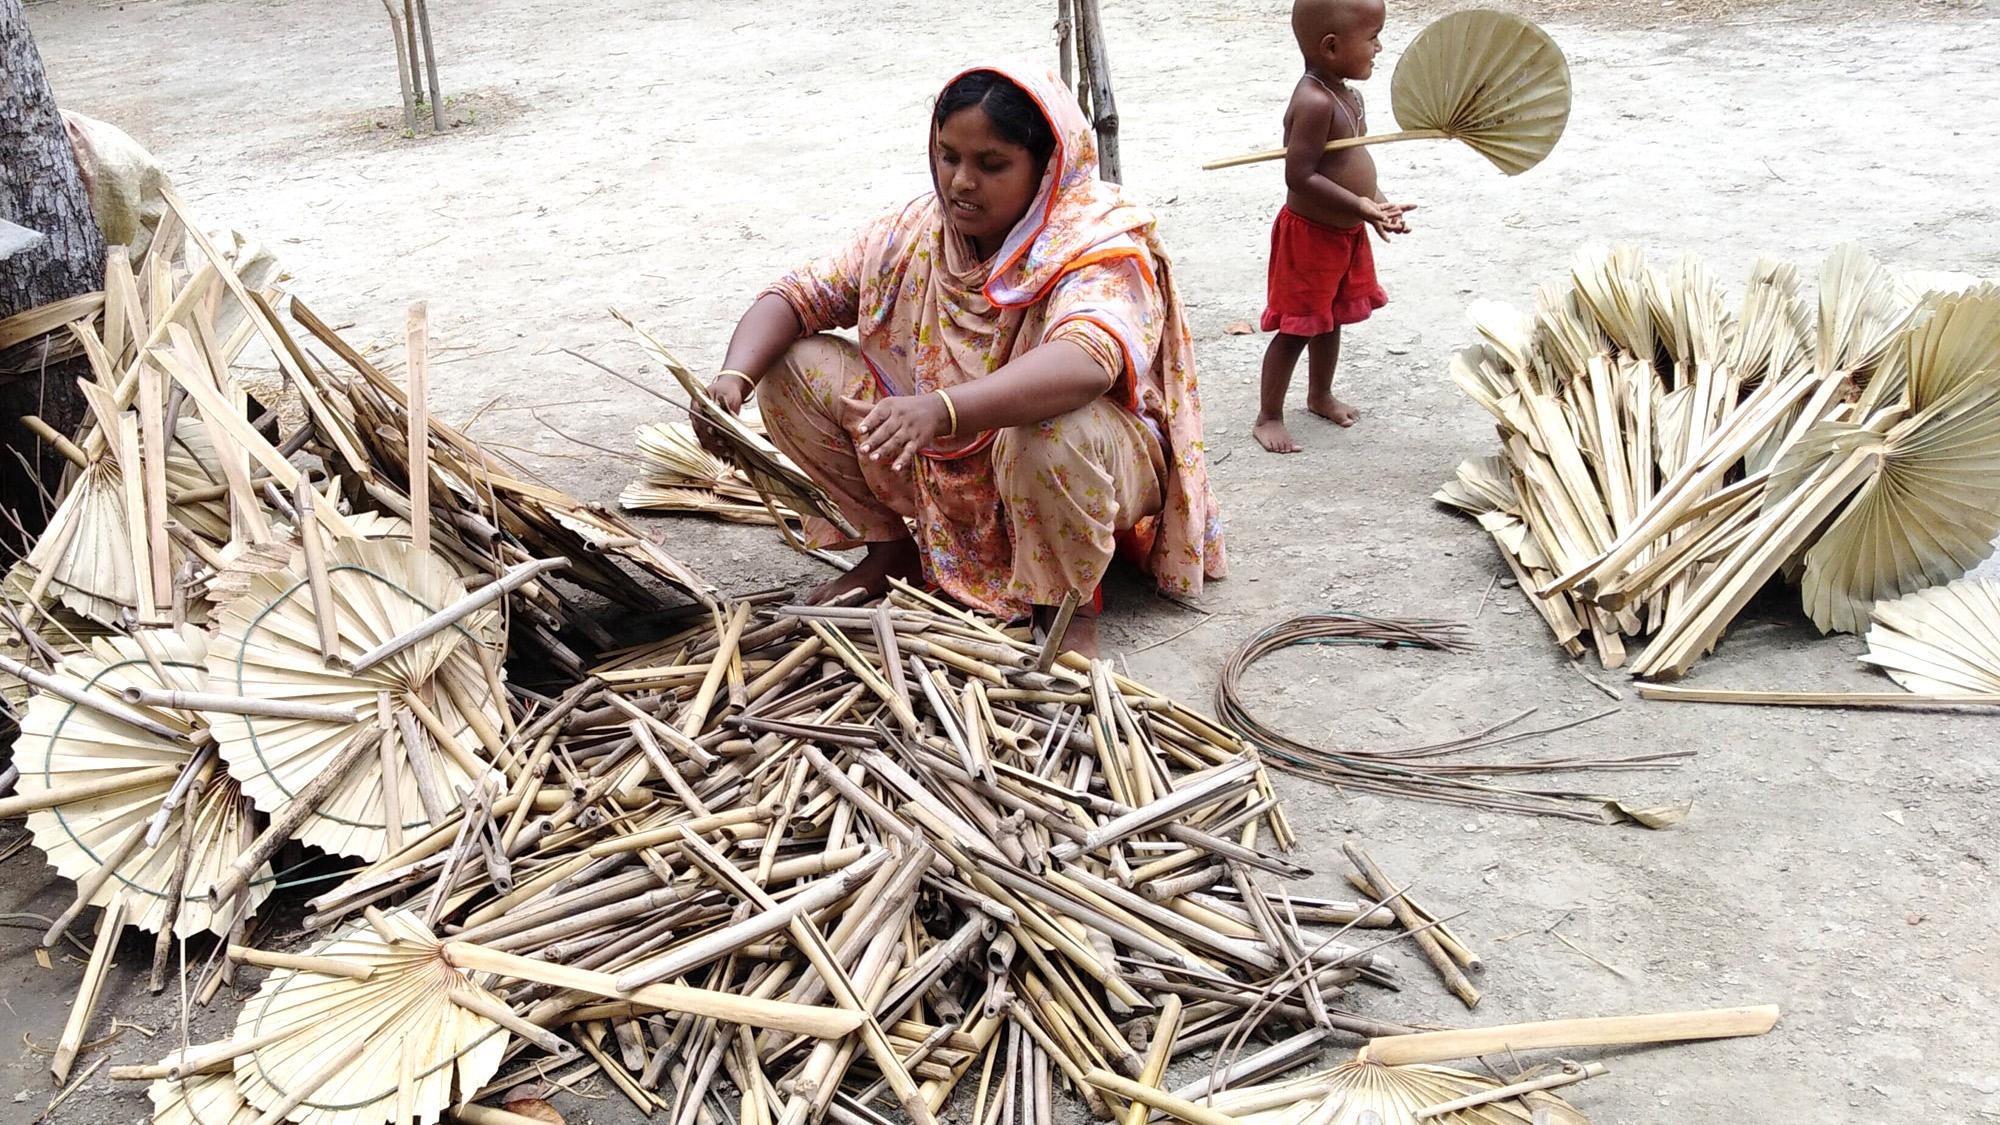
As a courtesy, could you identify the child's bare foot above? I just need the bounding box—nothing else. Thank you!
[1308,395,1361,428]
[806,538,922,604]
[1253,416,1302,453]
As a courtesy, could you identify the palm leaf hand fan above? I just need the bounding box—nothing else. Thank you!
[1130,1006,1778,1125]
[4,627,272,938]
[22,417,236,626]
[1204,10,1570,175]
[150,1069,259,1125]
[206,536,507,862]
[1860,578,2000,695]
[610,308,857,541]
[1794,288,2000,633]
[229,909,510,1125]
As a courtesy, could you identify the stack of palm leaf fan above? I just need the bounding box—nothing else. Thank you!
[620,418,805,527]
[1204,10,1570,175]
[0,190,714,1086]
[204,534,514,862]
[1639,575,2000,709]
[1439,243,1999,677]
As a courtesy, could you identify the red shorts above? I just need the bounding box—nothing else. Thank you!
[1260,205,1388,336]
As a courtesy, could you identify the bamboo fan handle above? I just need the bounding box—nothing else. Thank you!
[1360,1005,1781,1066]
[1202,129,1451,171]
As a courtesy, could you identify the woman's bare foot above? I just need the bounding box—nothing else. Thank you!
[1033,602,1101,659]
[1307,395,1360,427]
[806,538,922,604]
[1252,416,1302,454]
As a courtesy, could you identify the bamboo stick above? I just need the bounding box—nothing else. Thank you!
[441,942,865,1039]
[227,943,377,981]
[348,557,569,674]
[1412,1061,1607,1119]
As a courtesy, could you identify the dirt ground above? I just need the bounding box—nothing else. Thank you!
[6,0,2000,1121]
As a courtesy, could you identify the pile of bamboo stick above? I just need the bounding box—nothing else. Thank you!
[1439,243,2000,678]
[0,201,1514,1125]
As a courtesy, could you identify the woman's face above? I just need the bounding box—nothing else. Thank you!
[934,104,1043,259]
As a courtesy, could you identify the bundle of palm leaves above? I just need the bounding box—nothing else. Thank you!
[1440,243,1999,678]
[619,419,804,527]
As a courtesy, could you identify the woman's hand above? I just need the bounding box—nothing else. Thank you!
[693,373,751,458]
[853,392,951,472]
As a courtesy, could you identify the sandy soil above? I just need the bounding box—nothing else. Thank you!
[6,0,2000,1121]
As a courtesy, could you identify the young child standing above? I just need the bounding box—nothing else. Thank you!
[1254,0,1415,454]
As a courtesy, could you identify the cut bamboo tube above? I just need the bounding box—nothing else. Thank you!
[406,301,432,555]
[0,654,187,743]
[440,942,865,1039]
[1082,1067,1249,1125]
[449,988,575,1056]
[1345,844,1478,1008]
[1638,685,2000,709]
[0,764,182,821]
[119,687,363,723]
[227,943,377,981]
[295,482,343,664]
[348,557,569,674]
[51,893,127,1083]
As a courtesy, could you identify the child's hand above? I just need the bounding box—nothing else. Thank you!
[1367,200,1416,239]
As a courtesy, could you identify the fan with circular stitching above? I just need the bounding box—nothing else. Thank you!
[14,628,272,937]
[231,909,509,1125]
[205,535,506,862]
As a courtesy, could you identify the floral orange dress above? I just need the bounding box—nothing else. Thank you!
[757,61,1226,619]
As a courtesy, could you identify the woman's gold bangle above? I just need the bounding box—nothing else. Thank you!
[717,369,756,392]
[935,389,959,437]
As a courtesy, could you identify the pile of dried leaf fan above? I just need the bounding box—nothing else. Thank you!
[1438,243,2000,679]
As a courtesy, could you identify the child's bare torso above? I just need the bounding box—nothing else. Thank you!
[1283,74,1377,227]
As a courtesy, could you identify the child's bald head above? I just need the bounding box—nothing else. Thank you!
[1292,0,1386,80]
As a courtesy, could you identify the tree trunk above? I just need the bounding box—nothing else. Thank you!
[0,0,105,557]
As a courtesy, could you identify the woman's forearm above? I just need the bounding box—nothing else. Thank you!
[720,293,806,384]
[944,340,1112,434]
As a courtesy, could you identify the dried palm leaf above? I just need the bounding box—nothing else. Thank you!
[1204,11,1570,176]
[25,462,142,625]
[1794,297,2000,632]
[1814,243,1912,381]
[232,910,509,1125]
[207,537,506,861]
[1862,578,2000,694]
[11,629,271,936]
[1218,1005,1778,1125]
[149,1071,259,1125]
[1262,1059,1565,1124]
[1386,9,1571,176]
[612,309,855,539]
